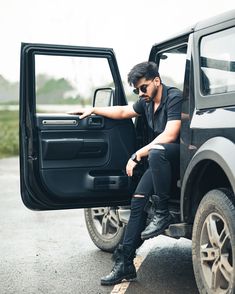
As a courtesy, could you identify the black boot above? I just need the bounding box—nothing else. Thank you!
[100,245,137,286]
[141,195,173,240]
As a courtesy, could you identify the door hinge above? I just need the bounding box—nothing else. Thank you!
[28,155,38,161]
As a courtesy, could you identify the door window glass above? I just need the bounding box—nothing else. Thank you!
[158,45,187,91]
[35,55,114,113]
[200,27,235,95]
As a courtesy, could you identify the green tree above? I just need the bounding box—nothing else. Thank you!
[36,74,74,104]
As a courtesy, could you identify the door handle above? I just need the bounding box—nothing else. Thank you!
[87,116,104,128]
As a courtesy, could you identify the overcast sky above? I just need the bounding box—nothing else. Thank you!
[0,0,234,82]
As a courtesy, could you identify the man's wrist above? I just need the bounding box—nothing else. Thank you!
[131,153,141,164]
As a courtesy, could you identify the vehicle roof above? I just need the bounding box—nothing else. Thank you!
[195,9,235,31]
[152,9,235,48]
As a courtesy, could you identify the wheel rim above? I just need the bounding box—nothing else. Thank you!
[91,207,120,239]
[200,212,233,293]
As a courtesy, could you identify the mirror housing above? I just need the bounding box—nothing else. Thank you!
[93,88,114,107]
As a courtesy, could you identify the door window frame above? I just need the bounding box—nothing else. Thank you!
[193,19,235,110]
[20,43,127,117]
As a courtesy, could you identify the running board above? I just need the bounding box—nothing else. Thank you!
[164,223,192,238]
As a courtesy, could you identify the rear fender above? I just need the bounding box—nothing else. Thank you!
[181,137,235,221]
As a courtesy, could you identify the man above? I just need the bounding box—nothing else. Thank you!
[71,61,182,285]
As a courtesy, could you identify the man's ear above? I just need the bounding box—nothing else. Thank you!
[154,77,161,86]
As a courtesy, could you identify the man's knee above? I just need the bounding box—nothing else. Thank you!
[148,145,165,163]
[133,194,145,198]
[131,194,147,213]
[131,194,145,206]
[151,144,165,150]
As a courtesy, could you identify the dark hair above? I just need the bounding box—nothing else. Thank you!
[127,61,160,86]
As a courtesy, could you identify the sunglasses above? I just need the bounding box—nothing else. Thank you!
[133,79,154,95]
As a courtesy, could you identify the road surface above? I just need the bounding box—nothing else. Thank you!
[0,157,199,294]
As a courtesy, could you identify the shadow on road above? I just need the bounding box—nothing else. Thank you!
[126,237,199,294]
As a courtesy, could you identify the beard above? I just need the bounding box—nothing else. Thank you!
[140,85,158,103]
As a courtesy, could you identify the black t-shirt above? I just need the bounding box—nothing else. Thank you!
[132,84,183,143]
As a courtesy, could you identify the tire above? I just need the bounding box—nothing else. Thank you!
[84,207,126,253]
[192,189,235,294]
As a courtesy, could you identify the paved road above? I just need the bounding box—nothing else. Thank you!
[0,157,199,294]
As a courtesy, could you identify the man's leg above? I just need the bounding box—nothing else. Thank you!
[101,170,153,286]
[141,143,180,240]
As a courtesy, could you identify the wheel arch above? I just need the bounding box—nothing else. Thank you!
[181,136,235,223]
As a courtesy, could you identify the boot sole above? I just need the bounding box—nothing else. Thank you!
[100,272,137,286]
[141,220,172,240]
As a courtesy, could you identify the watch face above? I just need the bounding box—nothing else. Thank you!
[131,153,136,161]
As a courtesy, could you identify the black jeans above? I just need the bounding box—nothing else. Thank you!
[122,143,180,251]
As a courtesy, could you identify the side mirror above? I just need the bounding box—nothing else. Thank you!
[93,88,114,107]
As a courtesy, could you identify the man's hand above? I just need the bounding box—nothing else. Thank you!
[126,158,137,177]
[67,107,94,119]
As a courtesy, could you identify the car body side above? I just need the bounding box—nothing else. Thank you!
[149,11,235,232]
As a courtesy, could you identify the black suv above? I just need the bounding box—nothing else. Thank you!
[20,10,235,294]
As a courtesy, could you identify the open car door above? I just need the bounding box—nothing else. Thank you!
[19,43,137,210]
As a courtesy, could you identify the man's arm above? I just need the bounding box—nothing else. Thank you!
[135,120,181,159]
[69,105,138,120]
[126,120,181,176]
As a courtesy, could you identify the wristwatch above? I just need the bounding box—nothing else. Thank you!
[131,153,140,164]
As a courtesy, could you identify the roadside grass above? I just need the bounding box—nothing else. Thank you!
[0,110,19,158]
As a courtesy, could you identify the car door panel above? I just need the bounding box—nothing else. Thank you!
[38,116,109,167]
[20,43,137,210]
[36,114,136,201]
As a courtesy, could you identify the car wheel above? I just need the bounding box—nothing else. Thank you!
[84,207,126,253]
[192,189,235,294]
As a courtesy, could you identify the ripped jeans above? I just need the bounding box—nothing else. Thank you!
[122,143,180,251]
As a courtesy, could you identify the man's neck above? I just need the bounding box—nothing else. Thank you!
[153,84,163,104]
